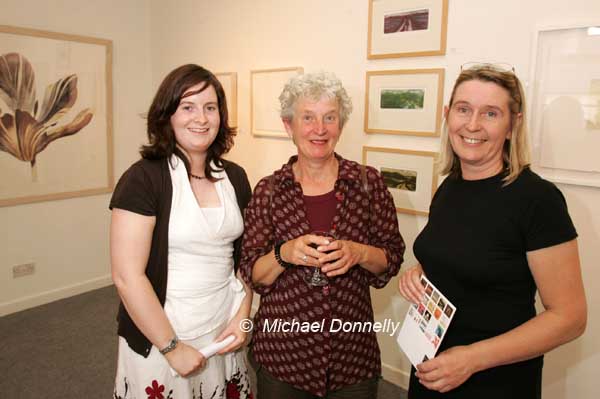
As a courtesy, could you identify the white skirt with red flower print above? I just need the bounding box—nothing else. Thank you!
[113,334,252,399]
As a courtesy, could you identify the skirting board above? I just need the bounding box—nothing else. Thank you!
[0,274,113,317]
[382,361,410,390]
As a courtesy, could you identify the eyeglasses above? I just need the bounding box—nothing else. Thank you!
[460,62,515,74]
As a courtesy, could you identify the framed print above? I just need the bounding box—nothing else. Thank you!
[0,25,113,207]
[365,68,444,136]
[215,72,238,128]
[529,22,600,187]
[250,67,303,138]
[367,0,448,59]
[363,146,437,216]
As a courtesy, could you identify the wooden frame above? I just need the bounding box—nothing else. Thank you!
[365,68,444,136]
[250,67,303,138]
[528,21,600,187]
[367,0,448,59]
[215,72,238,128]
[0,25,113,207]
[363,146,437,216]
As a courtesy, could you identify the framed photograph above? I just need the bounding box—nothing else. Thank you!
[215,72,238,128]
[529,22,600,187]
[250,67,303,138]
[363,146,437,216]
[0,25,113,208]
[365,68,444,136]
[367,0,448,59]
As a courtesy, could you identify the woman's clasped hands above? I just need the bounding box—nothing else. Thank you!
[280,233,366,277]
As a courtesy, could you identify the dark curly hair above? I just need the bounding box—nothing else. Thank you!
[140,64,236,181]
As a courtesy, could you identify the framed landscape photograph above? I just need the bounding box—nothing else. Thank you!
[363,146,437,216]
[250,67,303,138]
[365,68,444,136]
[0,25,113,207]
[529,22,600,187]
[367,0,449,59]
[215,72,238,128]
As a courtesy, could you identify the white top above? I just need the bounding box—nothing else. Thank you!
[164,156,245,340]
[201,207,225,231]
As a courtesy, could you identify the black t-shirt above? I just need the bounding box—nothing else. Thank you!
[410,168,577,399]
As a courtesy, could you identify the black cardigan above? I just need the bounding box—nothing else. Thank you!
[109,157,252,357]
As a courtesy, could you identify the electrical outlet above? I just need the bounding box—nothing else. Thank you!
[12,263,35,278]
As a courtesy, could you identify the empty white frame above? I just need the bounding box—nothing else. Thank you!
[215,72,238,128]
[529,22,600,187]
[250,67,303,138]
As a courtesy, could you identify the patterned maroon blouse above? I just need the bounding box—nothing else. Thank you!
[240,154,405,396]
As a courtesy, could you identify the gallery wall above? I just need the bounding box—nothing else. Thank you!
[147,0,600,397]
[0,0,152,314]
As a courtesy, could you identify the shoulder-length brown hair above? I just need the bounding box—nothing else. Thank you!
[438,64,530,185]
[141,64,236,181]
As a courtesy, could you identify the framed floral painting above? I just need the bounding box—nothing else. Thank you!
[0,25,113,207]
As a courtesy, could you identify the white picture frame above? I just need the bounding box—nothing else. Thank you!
[529,21,600,187]
[250,67,303,138]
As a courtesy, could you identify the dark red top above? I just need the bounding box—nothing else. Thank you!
[304,190,337,232]
[240,154,405,396]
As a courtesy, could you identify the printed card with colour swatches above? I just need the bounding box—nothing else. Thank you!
[396,275,456,367]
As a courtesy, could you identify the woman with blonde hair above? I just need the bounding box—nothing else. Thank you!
[398,64,587,398]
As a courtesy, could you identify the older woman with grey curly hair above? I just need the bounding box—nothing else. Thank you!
[240,71,405,398]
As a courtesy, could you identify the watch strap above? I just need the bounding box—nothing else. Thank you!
[159,336,179,355]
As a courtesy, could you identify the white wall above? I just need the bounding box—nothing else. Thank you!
[0,0,152,314]
[148,0,600,397]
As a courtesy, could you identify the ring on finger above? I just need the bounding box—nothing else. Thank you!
[302,254,308,262]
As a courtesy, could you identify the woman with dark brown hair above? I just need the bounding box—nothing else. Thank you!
[110,64,253,398]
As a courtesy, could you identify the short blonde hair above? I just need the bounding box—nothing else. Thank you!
[279,71,353,128]
[438,64,530,185]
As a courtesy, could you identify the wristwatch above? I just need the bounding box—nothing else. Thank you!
[159,336,179,355]
[274,241,294,270]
